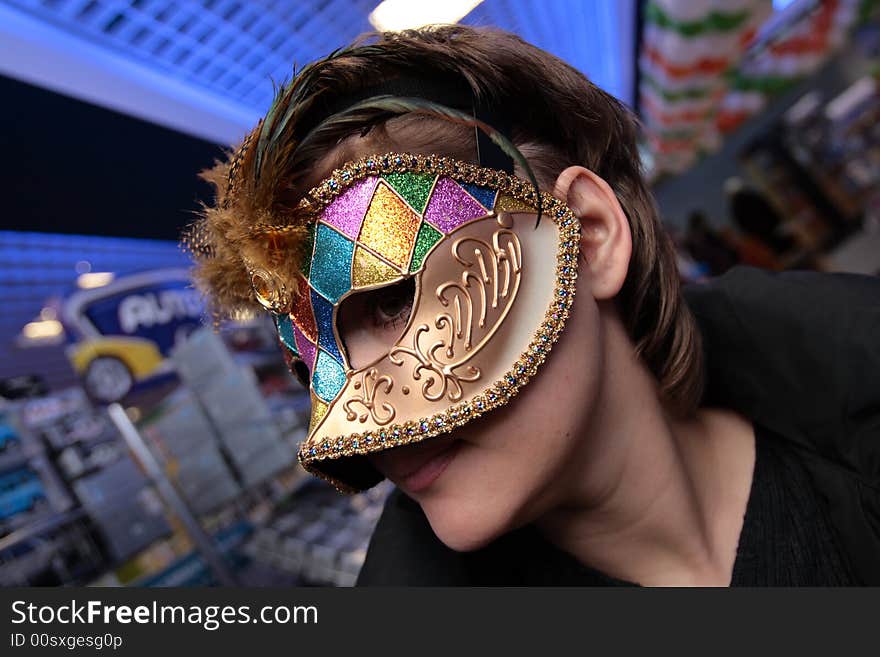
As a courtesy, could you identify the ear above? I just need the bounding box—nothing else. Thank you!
[553,166,632,300]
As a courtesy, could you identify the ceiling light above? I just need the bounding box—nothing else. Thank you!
[22,320,63,339]
[369,0,483,31]
[77,272,115,289]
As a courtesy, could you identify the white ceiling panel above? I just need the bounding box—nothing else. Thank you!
[1,0,635,144]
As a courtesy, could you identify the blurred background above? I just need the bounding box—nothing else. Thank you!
[0,0,877,587]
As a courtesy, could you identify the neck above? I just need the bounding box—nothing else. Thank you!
[536,316,755,586]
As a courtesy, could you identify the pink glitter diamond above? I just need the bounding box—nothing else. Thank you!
[293,323,317,372]
[320,176,379,239]
[423,177,489,234]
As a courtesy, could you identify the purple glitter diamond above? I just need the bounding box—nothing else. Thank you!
[423,177,489,234]
[292,323,317,372]
[320,176,379,239]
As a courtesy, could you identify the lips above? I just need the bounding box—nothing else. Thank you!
[369,437,460,493]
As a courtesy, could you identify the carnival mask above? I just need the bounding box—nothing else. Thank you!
[254,152,580,491]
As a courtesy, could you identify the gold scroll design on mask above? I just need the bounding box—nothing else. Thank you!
[344,368,396,425]
[389,216,523,403]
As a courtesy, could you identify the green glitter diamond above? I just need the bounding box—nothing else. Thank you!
[409,221,443,273]
[383,172,436,214]
[299,223,316,277]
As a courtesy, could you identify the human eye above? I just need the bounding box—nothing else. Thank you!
[336,277,415,369]
[367,277,415,329]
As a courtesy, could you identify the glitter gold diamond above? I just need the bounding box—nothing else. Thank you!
[351,246,403,288]
[495,193,536,214]
[358,182,421,269]
[309,393,328,433]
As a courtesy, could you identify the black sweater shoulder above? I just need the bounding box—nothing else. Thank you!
[684,267,880,584]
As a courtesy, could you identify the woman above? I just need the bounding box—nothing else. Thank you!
[187,27,879,585]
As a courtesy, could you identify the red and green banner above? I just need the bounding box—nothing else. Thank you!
[639,0,868,176]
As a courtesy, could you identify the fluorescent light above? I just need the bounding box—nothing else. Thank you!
[23,320,63,339]
[369,0,483,31]
[77,272,115,289]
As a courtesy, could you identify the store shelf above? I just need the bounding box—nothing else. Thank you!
[0,508,86,553]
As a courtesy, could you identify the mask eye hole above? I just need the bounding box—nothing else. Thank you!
[371,277,415,327]
[284,353,310,388]
[337,277,416,369]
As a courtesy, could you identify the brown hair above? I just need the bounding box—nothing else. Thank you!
[191,25,703,415]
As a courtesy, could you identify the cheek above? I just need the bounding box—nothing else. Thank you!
[415,287,605,551]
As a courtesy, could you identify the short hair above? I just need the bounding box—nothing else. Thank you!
[192,26,703,415]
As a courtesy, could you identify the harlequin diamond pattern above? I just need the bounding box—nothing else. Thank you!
[351,246,402,289]
[357,182,422,269]
[278,172,500,406]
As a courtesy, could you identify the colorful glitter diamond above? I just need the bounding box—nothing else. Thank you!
[495,193,536,214]
[352,246,402,288]
[383,171,436,214]
[423,177,489,234]
[461,182,498,211]
[309,392,328,433]
[320,176,378,239]
[312,349,346,402]
[299,223,316,278]
[409,221,443,273]
[289,276,317,342]
[358,182,421,268]
[310,223,354,303]
[292,324,317,372]
[310,290,345,364]
[276,315,298,356]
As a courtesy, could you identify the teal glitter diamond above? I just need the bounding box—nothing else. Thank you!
[275,314,298,356]
[312,349,346,402]
[310,223,354,303]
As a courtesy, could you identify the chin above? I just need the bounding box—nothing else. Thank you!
[418,489,521,553]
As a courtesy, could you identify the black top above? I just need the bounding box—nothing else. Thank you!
[356,267,880,586]
[731,426,854,585]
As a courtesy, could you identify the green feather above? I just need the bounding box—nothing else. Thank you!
[255,44,363,181]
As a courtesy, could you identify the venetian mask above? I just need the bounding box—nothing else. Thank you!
[257,152,580,491]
